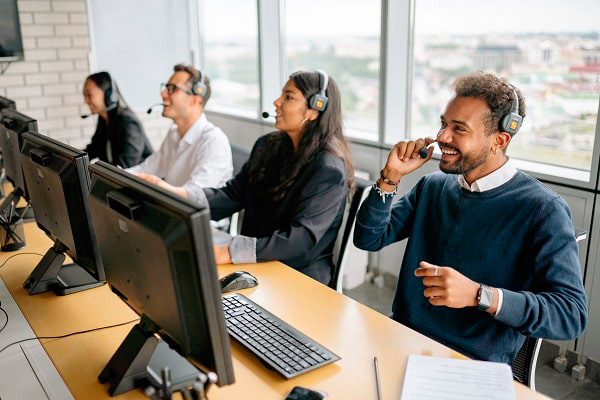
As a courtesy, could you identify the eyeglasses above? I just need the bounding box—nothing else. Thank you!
[160,82,194,95]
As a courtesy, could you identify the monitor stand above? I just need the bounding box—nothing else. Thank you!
[99,315,207,397]
[23,239,105,295]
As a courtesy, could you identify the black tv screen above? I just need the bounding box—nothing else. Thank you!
[0,0,24,62]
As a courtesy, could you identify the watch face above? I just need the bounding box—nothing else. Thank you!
[478,285,493,310]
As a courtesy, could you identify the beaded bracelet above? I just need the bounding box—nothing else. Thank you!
[373,179,397,203]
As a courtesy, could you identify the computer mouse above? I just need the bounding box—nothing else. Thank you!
[220,271,258,293]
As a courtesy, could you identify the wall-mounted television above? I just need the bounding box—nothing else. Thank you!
[0,0,25,62]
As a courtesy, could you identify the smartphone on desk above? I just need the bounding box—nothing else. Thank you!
[285,386,328,400]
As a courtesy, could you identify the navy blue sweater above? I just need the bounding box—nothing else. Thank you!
[354,171,587,363]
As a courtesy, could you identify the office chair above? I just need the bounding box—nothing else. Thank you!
[229,143,251,236]
[329,177,371,292]
[511,227,587,390]
[512,336,542,390]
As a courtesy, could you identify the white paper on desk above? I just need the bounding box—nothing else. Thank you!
[400,354,515,400]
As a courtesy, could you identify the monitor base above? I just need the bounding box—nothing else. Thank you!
[23,239,105,295]
[99,316,205,397]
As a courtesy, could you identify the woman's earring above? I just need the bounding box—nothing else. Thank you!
[492,148,497,155]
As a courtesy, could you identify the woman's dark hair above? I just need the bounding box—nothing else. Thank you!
[86,71,130,110]
[248,70,354,202]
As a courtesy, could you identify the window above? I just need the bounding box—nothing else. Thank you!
[202,0,260,116]
[411,0,600,172]
[284,0,381,140]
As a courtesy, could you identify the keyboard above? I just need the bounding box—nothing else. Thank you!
[222,293,340,378]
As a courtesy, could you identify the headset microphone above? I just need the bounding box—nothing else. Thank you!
[147,103,165,114]
[80,114,91,119]
[261,111,272,118]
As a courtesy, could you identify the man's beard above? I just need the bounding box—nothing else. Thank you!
[438,142,489,175]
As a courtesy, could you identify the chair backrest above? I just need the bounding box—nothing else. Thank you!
[231,142,251,175]
[329,177,371,292]
[575,227,587,243]
[511,336,542,390]
[228,143,252,236]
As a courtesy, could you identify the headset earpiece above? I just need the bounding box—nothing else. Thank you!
[191,69,207,97]
[309,69,329,112]
[104,74,118,112]
[499,87,522,135]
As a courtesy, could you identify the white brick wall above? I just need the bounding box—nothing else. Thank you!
[1,0,166,151]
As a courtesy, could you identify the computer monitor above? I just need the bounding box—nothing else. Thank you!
[0,108,35,206]
[88,161,235,396]
[20,132,105,295]
[0,96,16,112]
[0,96,16,197]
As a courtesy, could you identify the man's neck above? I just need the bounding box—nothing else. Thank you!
[463,154,509,185]
[174,111,202,138]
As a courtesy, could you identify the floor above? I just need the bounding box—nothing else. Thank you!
[344,280,600,400]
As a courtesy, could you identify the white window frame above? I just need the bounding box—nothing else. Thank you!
[195,0,600,189]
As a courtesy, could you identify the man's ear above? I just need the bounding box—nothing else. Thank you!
[190,93,203,108]
[495,131,512,152]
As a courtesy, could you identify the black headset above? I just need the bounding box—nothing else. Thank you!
[190,69,207,97]
[104,74,118,112]
[309,69,329,112]
[499,86,522,135]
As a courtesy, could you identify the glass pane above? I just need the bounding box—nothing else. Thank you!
[284,0,381,140]
[203,0,259,114]
[412,0,600,172]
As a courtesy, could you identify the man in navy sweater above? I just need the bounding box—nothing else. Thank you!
[353,72,587,364]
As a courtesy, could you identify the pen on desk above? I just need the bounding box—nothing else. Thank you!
[374,356,382,400]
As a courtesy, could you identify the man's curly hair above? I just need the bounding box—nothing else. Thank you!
[452,71,526,136]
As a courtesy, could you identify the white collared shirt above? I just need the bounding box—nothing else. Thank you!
[457,157,517,192]
[457,158,517,317]
[127,113,233,204]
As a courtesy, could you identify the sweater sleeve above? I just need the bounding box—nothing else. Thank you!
[353,176,424,251]
[253,162,347,263]
[495,197,588,340]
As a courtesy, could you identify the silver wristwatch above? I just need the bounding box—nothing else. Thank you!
[477,283,493,311]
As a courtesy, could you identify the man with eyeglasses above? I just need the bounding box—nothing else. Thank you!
[127,64,232,204]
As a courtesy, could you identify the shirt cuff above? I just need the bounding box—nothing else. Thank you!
[183,184,209,207]
[229,235,257,264]
[494,288,504,317]
[212,229,233,247]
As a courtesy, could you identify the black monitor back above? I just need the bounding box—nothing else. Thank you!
[0,108,36,199]
[0,96,16,112]
[20,132,104,281]
[88,161,234,385]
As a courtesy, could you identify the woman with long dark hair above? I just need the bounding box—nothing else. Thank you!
[206,70,354,285]
[83,71,152,168]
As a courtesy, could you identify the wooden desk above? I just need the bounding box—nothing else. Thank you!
[0,222,548,399]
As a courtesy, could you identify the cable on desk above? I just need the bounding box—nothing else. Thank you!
[0,307,8,334]
[0,317,140,357]
[0,252,44,271]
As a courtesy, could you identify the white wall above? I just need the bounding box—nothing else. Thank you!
[0,0,169,150]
